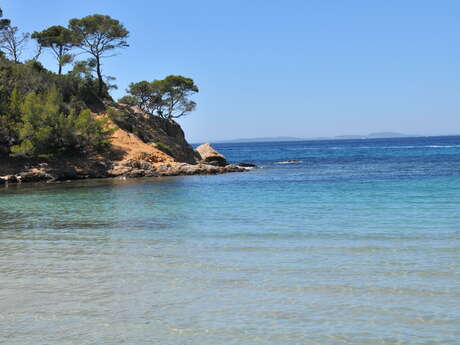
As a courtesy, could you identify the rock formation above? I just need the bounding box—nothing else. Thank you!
[195,143,228,166]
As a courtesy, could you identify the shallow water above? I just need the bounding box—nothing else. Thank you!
[1,136,460,344]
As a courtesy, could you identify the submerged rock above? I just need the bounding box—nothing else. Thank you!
[195,143,228,166]
[1,175,18,183]
[236,162,257,168]
[274,160,303,165]
[18,169,55,183]
[51,167,80,181]
[108,161,245,179]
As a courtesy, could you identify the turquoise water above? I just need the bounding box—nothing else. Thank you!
[1,136,459,344]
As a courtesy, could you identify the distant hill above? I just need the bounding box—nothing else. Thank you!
[334,135,366,139]
[366,132,413,138]
[211,133,415,144]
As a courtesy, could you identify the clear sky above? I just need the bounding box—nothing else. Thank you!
[3,0,459,142]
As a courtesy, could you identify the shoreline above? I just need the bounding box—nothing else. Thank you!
[1,107,252,186]
[0,159,248,186]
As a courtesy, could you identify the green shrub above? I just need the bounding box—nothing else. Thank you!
[117,95,137,106]
[107,106,126,123]
[154,141,173,156]
[11,88,113,158]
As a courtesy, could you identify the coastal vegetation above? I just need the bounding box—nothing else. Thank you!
[123,76,199,120]
[0,8,198,158]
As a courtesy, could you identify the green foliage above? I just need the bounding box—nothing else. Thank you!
[0,12,125,157]
[68,14,129,43]
[69,59,95,78]
[0,57,104,112]
[0,88,21,153]
[8,87,21,121]
[0,8,10,30]
[155,141,173,156]
[118,95,137,106]
[32,25,77,74]
[71,109,114,152]
[69,14,129,96]
[106,106,126,122]
[126,80,153,112]
[126,75,199,120]
[10,88,113,158]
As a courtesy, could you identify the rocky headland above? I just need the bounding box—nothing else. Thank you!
[0,103,248,185]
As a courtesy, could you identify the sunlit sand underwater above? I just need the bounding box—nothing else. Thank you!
[1,136,459,344]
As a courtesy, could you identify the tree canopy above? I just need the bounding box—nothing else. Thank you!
[69,14,129,95]
[32,25,76,74]
[126,76,199,120]
[0,8,10,30]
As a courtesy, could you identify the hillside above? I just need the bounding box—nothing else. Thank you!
[0,104,245,184]
[0,10,248,184]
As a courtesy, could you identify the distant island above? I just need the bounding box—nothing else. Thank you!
[212,132,419,144]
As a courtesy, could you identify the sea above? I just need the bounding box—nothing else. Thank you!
[1,136,459,345]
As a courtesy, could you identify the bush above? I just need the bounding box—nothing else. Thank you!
[0,57,107,115]
[106,106,126,123]
[117,95,137,106]
[11,88,113,158]
[154,141,173,156]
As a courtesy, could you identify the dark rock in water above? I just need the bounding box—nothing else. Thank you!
[125,169,148,178]
[153,163,245,176]
[107,160,245,179]
[1,175,18,183]
[122,159,153,171]
[237,162,257,168]
[194,143,228,167]
[52,167,80,181]
[109,159,155,178]
[17,169,54,183]
[274,160,303,165]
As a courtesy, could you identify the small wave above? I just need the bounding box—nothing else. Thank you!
[334,145,460,150]
[378,145,460,149]
[277,144,460,151]
[274,160,303,165]
[426,145,460,148]
[284,147,320,151]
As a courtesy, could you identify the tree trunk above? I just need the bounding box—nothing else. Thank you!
[96,55,103,96]
[12,47,17,63]
[58,46,62,75]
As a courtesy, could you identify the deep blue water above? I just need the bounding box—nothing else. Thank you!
[1,136,459,344]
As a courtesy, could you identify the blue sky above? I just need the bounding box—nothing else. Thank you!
[3,0,459,142]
